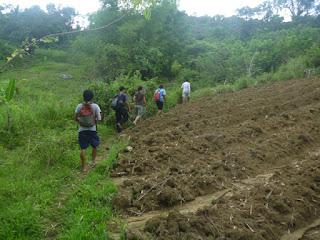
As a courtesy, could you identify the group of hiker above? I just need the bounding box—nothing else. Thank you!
[74,81,191,172]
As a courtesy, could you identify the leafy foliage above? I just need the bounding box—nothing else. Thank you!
[1,0,320,239]
[5,79,15,101]
[0,79,15,103]
[0,4,76,44]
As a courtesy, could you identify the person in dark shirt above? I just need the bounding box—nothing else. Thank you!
[133,86,146,125]
[115,86,130,132]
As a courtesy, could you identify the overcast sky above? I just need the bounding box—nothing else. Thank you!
[1,0,263,16]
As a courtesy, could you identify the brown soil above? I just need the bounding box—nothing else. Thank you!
[110,78,320,239]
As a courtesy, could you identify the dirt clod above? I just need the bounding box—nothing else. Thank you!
[111,78,320,239]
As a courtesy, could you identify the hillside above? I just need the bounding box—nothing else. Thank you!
[111,77,320,239]
[0,62,116,239]
[2,0,320,239]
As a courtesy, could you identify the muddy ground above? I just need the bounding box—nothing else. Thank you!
[110,78,320,239]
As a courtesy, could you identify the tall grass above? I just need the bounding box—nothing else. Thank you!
[0,60,132,239]
[57,140,128,240]
[0,62,89,239]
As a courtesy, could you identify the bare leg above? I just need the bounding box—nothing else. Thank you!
[92,147,97,166]
[80,149,88,172]
[133,115,140,125]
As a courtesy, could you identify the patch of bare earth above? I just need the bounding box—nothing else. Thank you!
[110,78,320,239]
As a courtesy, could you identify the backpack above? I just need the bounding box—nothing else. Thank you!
[78,103,95,127]
[154,90,161,102]
[135,91,144,104]
[111,95,119,110]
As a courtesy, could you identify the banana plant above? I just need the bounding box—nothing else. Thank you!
[0,79,16,132]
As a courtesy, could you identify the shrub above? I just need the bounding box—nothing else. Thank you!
[233,76,254,90]
[171,60,183,77]
[305,44,320,68]
[214,84,234,94]
[273,57,306,81]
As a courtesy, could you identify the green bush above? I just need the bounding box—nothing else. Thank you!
[177,68,200,84]
[233,76,255,90]
[214,84,234,94]
[272,57,306,81]
[305,44,320,68]
[171,60,183,77]
[255,72,275,84]
[0,39,15,62]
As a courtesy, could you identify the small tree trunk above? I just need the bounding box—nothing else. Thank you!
[247,52,258,77]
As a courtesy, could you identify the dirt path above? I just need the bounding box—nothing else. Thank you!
[42,141,110,239]
[281,218,320,240]
[110,77,320,239]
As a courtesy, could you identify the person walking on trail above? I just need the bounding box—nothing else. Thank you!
[75,90,102,173]
[181,80,191,104]
[133,86,147,125]
[154,84,166,115]
[114,86,130,133]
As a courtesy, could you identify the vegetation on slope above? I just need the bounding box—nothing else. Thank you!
[1,0,320,238]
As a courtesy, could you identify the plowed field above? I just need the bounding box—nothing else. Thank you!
[110,78,320,240]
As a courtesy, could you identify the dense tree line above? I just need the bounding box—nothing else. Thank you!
[67,0,320,86]
[0,3,77,62]
[0,4,76,43]
[1,0,320,85]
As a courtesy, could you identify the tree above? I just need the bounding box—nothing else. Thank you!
[0,4,77,44]
[101,0,119,10]
[274,0,316,18]
[238,0,317,20]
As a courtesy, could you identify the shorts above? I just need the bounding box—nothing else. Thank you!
[115,107,129,124]
[135,105,146,117]
[182,92,190,97]
[156,101,164,110]
[78,130,100,150]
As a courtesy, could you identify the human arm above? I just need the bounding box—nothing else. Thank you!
[143,95,147,105]
[74,104,81,122]
[74,113,79,122]
[95,104,102,123]
[143,95,147,110]
[162,89,166,101]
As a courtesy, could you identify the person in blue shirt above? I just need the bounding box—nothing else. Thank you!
[154,84,166,115]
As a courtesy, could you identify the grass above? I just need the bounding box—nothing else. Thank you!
[189,56,314,101]
[0,58,179,239]
[0,51,316,239]
[57,140,128,240]
[0,61,120,240]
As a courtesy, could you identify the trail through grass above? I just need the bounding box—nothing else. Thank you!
[0,62,124,239]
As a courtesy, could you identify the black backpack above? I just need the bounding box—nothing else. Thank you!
[111,95,119,110]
